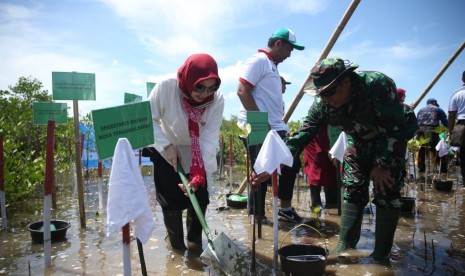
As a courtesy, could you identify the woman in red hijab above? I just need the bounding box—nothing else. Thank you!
[147,53,224,250]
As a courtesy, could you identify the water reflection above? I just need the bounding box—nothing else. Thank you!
[0,171,464,275]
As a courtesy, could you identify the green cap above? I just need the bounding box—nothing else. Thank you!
[270,28,305,50]
[304,57,358,95]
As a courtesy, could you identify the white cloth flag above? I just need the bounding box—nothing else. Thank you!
[107,138,155,244]
[435,138,449,158]
[253,130,293,175]
[329,131,348,162]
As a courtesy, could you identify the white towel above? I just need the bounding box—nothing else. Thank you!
[253,130,293,175]
[435,138,449,158]
[329,131,348,162]
[107,138,155,244]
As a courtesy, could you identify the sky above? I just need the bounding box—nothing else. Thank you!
[1,0,464,123]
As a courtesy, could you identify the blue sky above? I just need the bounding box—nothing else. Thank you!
[1,0,464,123]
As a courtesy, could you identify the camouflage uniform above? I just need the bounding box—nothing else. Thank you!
[287,71,406,208]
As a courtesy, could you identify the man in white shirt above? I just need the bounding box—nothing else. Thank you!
[237,28,305,223]
[448,70,465,185]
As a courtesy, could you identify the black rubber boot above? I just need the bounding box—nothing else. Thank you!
[324,185,338,208]
[335,201,364,253]
[371,206,400,260]
[186,205,206,250]
[310,185,322,207]
[162,209,186,250]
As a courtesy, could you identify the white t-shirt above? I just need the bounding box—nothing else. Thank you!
[448,85,465,120]
[237,51,289,133]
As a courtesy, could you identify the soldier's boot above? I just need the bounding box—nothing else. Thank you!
[371,206,400,260]
[162,210,186,250]
[335,201,364,253]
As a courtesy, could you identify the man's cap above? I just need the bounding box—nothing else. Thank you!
[270,28,305,50]
[280,76,291,85]
[304,57,358,96]
[397,88,406,97]
[427,98,437,105]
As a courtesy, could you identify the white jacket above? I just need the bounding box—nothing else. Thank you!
[148,78,224,173]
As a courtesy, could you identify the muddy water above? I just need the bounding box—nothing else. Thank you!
[1,169,465,275]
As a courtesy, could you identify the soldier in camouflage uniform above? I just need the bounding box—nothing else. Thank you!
[285,58,406,260]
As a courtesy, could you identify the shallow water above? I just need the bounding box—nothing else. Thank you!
[1,168,465,275]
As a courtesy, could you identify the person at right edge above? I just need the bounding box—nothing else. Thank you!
[282,57,406,260]
[448,70,465,185]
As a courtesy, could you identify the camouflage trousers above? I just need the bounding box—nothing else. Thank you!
[343,142,403,208]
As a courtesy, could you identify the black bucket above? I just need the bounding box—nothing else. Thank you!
[279,244,327,276]
[27,220,70,242]
[226,193,247,208]
[433,179,453,191]
[400,196,415,213]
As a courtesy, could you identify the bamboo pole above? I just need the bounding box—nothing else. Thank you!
[283,0,362,123]
[411,41,465,110]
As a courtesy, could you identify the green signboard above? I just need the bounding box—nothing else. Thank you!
[147,82,156,98]
[92,101,154,160]
[124,92,143,104]
[33,102,68,125]
[52,72,96,100]
[247,111,269,145]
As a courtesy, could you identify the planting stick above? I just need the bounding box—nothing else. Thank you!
[424,231,427,260]
[73,100,86,228]
[43,120,55,266]
[0,135,6,229]
[272,170,279,273]
[98,162,104,211]
[412,229,416,247]
[229,135,233,189]
[432,239,435,263]
[122,223,131,275]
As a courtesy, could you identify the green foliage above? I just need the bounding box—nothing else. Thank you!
[407,136,429,152]
[434,124,448,135]
[219,116,247,172]
[0,76,74,203]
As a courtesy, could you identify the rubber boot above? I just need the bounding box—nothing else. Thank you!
[335,201,364,253]
[162,209,186,250]
[324,185,338,208]
[371,206,400,260]
[310,185,322,207]
[186,206,206,251]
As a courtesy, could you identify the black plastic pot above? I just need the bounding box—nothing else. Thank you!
[226,193,247,208]
[434,179,453,191]
[279,244,327,276]
[400,196,415,213]
[27,220,70,242]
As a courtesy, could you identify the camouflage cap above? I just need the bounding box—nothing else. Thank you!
[304,58,358,95]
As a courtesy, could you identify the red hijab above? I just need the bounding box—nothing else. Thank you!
[177,53,221,107]
[177,53,221,188]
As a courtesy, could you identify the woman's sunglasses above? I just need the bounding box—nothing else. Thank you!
[194,84,219,94]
